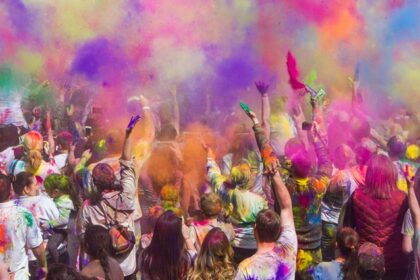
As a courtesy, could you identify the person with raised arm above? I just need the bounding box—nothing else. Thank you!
[244,105,332,279]
[77,115,141,279]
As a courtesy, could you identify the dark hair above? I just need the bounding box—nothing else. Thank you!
[364,155,398,199]
[387,136,406,159]
[188,228,235,280]
[84,225,111,280]
[291,151,313,178]
[56,131,73,151]
[92,163,116,193]
[0,174,11,203]
[337,227,360,280]
[255,209,281,243]
[12,172,35,196]
[139,211,189,280]
[46,264,84,280]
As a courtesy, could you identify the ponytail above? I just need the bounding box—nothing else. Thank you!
[27,149,42,171]
[337,227,360,280]
[342,246,360,280]
[84,225,112,280]
[98,248,111,280]
[22,131,44,171]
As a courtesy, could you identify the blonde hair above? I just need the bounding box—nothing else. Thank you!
[230,162,251,190]
[187,228,235,280]
[200,193,222,218]
[23,131,44,171]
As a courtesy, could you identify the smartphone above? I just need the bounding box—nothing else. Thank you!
[239,102,251,114]
[302,121,313,131]
[85,126,92,137]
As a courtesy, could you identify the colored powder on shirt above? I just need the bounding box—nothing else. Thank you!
[0,224,10,253]
[24,211,34,227]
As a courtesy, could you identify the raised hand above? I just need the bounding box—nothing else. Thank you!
[255,81,269,95]
[66,104,74,117]
[126,115,141,134]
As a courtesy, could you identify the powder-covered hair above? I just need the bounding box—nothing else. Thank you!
[230,162,252,190]
[187,228,235,280]
[23,131,44,171]
[44,174,81,210]
[364,154,398,199]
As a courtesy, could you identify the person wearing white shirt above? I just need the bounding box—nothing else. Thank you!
[0,174,46,280]
[12,171,59,279]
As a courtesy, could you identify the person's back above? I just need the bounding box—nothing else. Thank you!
[286,176,326,249]
[235,209,297,280]
[190,193,235,250]
[346,155,409,278]
[81,225,124,280]
[81,256,123,280]
[77,117,140,278]
[0,200,43,279]
[352,187,407,271]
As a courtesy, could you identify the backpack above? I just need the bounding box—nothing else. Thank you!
[98,195,135,257]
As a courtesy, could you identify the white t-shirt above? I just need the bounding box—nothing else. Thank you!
[0,200,43,280]
[235,225,298,280]
[15,195,59,261]
[54,153,69,169]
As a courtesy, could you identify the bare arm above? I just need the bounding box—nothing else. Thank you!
[170,87,180,135]
[32,244,47,268]
[255,81,271,138]
[122,115,140,161]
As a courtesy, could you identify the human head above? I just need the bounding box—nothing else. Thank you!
[284,137,305,159]
[0,174,11,203]
[44,174,80,210]
[358,242,385,280]
[22,131,44,171]
[84,224,111,258]
[333,144,355,170]
[139,211,188,280]
[200,193,223,218]
[84,225,112,280]
[336,227,359,256]
[255,209,281,243]
[189,228,235,280]
[387,135,407,159]
[365,154,397,199]
[230,162,252,190]
[291,150,313,178]
[13,172,37,196]
[56,131,73,151]
[92,163,116,193]
[336,227,360,280]
[354,142,375,166]
[44,174,70,198]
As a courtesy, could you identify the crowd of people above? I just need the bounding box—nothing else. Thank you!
[0,77,419,280]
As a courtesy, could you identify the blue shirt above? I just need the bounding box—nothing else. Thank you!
[314,260,343,280]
